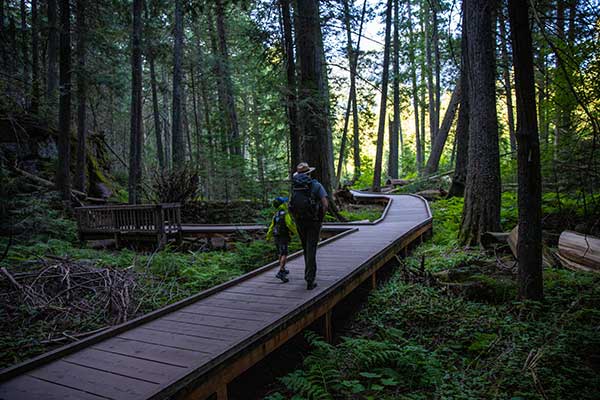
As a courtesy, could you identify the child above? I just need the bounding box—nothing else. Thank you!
[266,197,298,283]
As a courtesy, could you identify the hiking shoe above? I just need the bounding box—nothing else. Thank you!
[306,281,318,290]
[275,270,289,283]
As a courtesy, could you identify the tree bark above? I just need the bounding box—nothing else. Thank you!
[128,0,143,204]
[56,0,71,202]
[448,4,470,198]
[459,0,501,245]
[407,0,422,172]
[146,2,165,170]
[433,0,441,141]
[353,0,367,182]
[215,0,241,157]
[387,0,400,179]
[75,0,86,193]
[295,0,334,196]
[498,8,517,153]
[30,0,40,114]
[508,0,543,300]
[336,0,366,187]
[424,81,461,175]
[425,1,436,146]
[31,0,40,113]
[20,0,29,96]
[47,0,59,110]
[280,0,300,173]
[371,0,393,192]
[171,0,185,169]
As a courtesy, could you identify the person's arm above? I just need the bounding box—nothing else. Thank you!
[285,212,298,236]
[266,217,274,240]
[321,196,329,215]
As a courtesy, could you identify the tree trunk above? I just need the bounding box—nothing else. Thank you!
[20,0,29,98]
[295,0,334,196]
[280,0,300,173]
[459,0,501,245]
[553,0,565,158]
[146,9,165,170]
[56,0,71,202]
[47,0,59,110]
[508,0,543,300]
[171,0,185,169]
[31,0,40,113]
[407,0,422,173]
[353,0,367,182]
[75,0,86,193]
[424,81,461,175]
[371,0,393,192]
[448,4,470,198]
[215,0,241,157]
[336,0,366,187]
[190,65,202,168]
[128,0,143,204]
[388,0,400,179]
[433,0,441,142]
[252,93,267,204]
[0,0,5,71]
[498,8,516,153]
[425,1,436,146]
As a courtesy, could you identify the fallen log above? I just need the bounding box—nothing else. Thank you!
[481,231,510,250]
[558,230,600,273]
[415,189,448,201]
[385,178,412,187]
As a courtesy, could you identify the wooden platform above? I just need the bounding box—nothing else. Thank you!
[0,193,432,400]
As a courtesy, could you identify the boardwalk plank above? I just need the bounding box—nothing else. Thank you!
[118,328,227,353]
[143,320,246,342]
[160,312,260,331]
[92,338,207,367]
[0,375,107,400]
[64,348,185,384]
[27,360,158,400]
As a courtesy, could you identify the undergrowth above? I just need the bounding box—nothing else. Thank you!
[265,196,600,400]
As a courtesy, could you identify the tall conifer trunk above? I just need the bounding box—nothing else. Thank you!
[280,0,300,172]
[56,0,71,201]
[508,0,543,300]
[171,0,185,169]
[371,0,393,192]
[128,0,143,204]
[295,0,334,196]
[75,0,87,192]
[459,0,501,245]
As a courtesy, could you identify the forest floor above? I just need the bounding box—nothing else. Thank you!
[0,180,385,369]
[261,194,600,400]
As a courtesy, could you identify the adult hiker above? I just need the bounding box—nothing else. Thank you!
[266,196,298,283]
[289,162,329,290]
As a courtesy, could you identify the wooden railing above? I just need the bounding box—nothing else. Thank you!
[75,203,182,246]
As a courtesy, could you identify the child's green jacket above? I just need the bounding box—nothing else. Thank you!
[266,203,298,240]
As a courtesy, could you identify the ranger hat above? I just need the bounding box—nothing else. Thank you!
[293,162,316,177]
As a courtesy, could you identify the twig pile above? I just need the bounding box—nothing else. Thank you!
[1,256,138,328]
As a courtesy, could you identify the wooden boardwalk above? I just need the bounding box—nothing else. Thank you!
[0,193,432,400]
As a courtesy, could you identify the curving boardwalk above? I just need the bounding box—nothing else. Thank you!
[0,193,431,400]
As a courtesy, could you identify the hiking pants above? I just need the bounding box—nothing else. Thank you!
[297,222,321,284]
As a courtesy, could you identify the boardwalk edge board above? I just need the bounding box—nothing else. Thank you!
[146,195,432,399]
[0,227,358,383]
[0,193,433,400]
